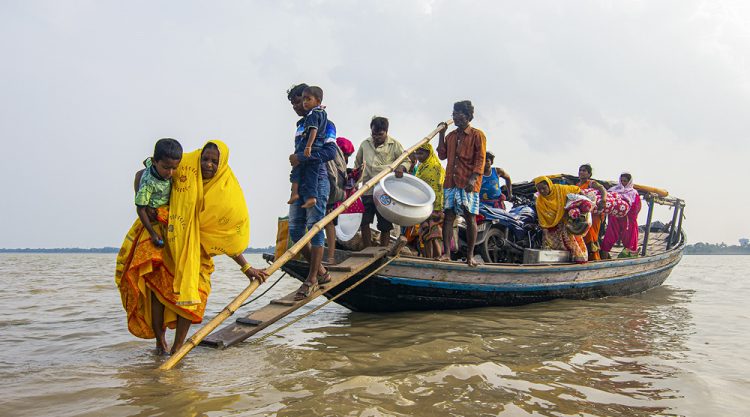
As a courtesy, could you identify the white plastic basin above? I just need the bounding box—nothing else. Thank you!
[335,213,362,242]
[373,173,436,226]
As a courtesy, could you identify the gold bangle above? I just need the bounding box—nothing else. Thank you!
[240,263,252,273]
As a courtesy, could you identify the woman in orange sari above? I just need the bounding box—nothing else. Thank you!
[534,176,588,263]
[576,164,607,260]
[115,140,267,354]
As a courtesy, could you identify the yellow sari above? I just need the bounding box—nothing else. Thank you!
[533,176,579,228]
[115,140,250,338]
[533,176,587,263]
[415,143,445,211]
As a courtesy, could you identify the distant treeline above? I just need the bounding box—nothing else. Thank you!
[0,246,275,254]
[685,243,750,255]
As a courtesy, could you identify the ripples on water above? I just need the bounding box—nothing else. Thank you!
[0,254,748,416]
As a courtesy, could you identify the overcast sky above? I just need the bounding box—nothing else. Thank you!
[1,0,748,248]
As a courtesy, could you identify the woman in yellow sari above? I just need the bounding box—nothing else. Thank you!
[414,143,445,258]
[115,140,267,354]
[534,176,588,263]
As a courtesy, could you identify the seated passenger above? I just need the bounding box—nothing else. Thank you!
[601,172,642,258]
[480,151,512,209]
[534,176,588,263]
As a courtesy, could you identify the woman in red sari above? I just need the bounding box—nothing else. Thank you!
[601,172,642,258]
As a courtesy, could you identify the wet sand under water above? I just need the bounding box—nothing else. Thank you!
[0,254,748,416]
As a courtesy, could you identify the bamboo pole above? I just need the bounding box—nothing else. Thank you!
[159,119,453,370]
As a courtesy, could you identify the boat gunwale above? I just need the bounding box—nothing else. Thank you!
[384,234,685,274]
[377,255,681,292]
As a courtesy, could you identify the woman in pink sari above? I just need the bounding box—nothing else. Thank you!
[601,172,641,258]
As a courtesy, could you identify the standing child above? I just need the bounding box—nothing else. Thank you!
[134,138,183,248]
[288,85,328,209]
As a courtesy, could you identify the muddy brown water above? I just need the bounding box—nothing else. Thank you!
[1,254,748,416]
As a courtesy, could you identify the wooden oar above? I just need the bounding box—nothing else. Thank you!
[159,119,453,370]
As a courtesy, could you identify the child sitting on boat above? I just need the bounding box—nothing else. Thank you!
[288,85,328,209]
[134,138,183,247]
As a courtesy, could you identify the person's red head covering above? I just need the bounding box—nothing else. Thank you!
[336,137,354,156]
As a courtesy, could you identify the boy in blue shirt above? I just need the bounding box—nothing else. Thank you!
[134,138,183,247]
[288,86,328,209]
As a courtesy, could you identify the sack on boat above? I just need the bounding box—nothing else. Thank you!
[565,193,594,214]
[606,192,631,217]
[581,189,631,218]
[274,216,290,260]
[565,194,593,235]
[565,211,592,235]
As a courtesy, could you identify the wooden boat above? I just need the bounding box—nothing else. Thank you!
[278,176,687,312]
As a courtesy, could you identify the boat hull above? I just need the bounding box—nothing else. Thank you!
[282,241,684,313]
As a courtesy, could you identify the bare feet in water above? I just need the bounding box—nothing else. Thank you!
[155,339,169,355]
[170,341,183,356]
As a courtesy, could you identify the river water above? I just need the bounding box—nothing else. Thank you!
[0,254,748,416]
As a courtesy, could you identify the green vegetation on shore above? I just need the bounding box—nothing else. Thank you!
[685,241,750,255]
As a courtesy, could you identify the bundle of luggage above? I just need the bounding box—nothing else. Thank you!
[564,194,594,235]
[582,189,631,218]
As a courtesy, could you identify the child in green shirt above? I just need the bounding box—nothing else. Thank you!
[134,138,183,247]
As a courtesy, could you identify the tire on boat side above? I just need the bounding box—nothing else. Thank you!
[480,227,505,263]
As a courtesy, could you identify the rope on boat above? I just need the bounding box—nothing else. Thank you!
[247,255,401,345]
[239,272,287,308]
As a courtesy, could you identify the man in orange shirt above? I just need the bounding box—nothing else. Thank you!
[436,101,487,267]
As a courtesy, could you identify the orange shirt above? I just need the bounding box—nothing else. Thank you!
[437,126,486,192]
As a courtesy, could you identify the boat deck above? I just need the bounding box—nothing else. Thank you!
[201,246,390,349]
[611,231,671,258]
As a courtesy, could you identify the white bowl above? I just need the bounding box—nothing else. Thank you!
[335,213,362,242]
[373,173,435,226]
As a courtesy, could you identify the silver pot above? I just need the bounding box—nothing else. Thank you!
[373,173,435,226]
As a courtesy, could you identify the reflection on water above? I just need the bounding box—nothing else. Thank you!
[0,254,748,416]
[257,286,694,417]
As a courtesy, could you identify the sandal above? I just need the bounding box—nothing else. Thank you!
[294,281,318,301]
[317,269,332,285]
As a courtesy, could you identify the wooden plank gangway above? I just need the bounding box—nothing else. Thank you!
[201,246,389,349]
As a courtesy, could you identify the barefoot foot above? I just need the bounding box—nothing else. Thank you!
[436,254,451,262]
[287,194,300,204]
[170,342,184,356]
[300,197,317,209]
[155,339,169,355]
